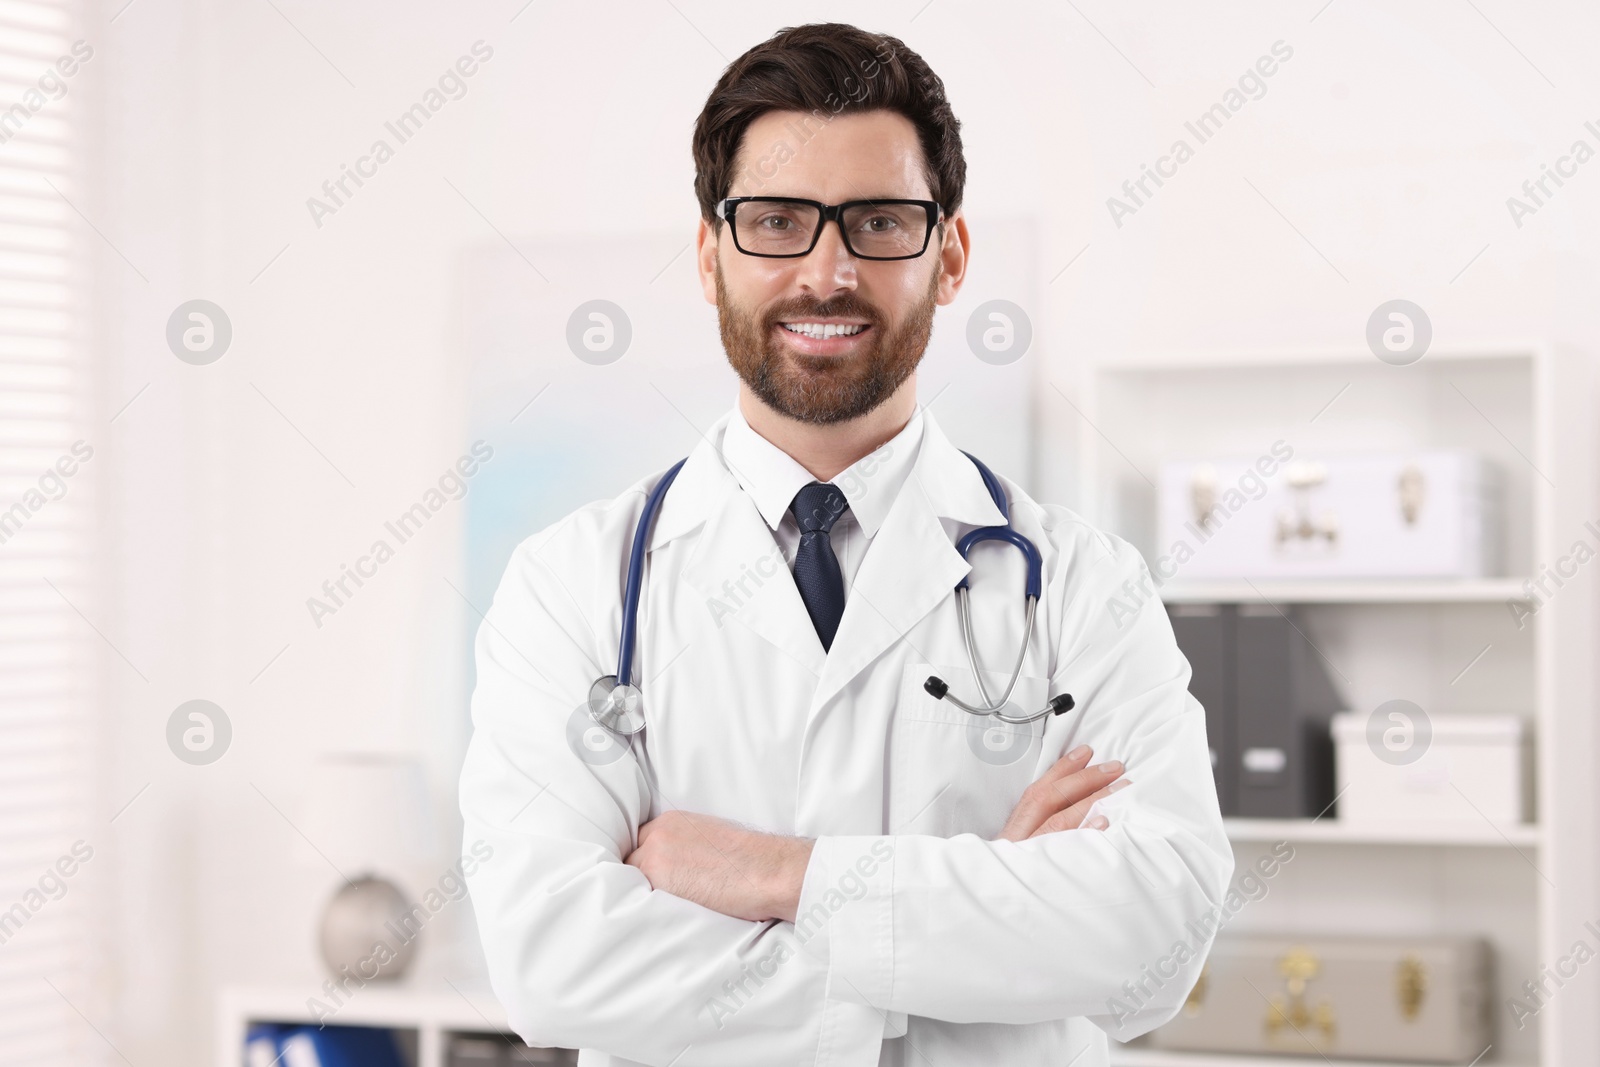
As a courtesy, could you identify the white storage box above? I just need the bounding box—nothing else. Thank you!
[1157,450,1500,580]
[1331,712,1529,825]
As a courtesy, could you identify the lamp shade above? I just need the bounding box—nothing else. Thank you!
[296,752,435,875]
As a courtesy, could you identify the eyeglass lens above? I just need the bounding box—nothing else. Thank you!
[731,201,930,258]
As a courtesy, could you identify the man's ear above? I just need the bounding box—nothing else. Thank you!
[936,211,971,306]
[696,218,720,305]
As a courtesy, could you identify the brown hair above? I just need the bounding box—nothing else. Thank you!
[691,23,966,231]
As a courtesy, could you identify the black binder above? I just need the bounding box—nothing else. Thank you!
[1232,604,1340,818]
[1167,604,1236,816]
[1167,602,1342,819]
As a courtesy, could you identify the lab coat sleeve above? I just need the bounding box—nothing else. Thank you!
[459,526,887,1067]
[792,524,1236,1039]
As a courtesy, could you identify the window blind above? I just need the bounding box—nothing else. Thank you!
[0,0,93,1062]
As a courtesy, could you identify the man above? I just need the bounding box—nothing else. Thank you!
[460,22,1232,1067]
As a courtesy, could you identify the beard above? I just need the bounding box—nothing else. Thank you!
[714,258,940,425]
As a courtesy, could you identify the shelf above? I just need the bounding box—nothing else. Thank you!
[1159,579,1530,605]
[1225,818,1541,848]
[1111,1049,1528,1067]
[217,982,531,1067]
[1098,344,1542,372]
[222,981,508,1030]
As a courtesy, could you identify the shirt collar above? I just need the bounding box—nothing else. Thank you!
[719,397,926,540]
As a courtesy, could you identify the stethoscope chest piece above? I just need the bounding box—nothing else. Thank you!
[589,675,646,735]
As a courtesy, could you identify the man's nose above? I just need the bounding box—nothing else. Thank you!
[793,217,858,295]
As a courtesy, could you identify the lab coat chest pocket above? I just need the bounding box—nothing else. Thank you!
[889,661,1049,840]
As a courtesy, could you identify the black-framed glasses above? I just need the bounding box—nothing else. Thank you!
[715,196,942,261]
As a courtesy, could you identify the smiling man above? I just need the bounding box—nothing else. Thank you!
[460,22,1233,1067]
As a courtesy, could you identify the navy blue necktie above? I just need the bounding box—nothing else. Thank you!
[790,481,849,652]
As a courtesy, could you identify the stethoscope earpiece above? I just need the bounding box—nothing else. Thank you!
[925,664,1076,726]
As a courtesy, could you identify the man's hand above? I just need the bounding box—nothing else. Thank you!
[625,748,1125,918]
[996,744,1130,841]
[624,810,813,923]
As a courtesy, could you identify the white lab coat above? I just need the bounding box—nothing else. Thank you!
[458,406,1234,1067]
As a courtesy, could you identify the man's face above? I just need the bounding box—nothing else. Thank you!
[698,109,965,425]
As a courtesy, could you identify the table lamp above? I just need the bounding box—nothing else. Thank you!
[298,752,436,981]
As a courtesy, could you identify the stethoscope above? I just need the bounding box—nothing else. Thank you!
[587,450,1076,742]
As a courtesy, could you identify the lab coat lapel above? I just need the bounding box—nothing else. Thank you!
[809,410,1007,714]
[669,430,830,680]
[661,409,1008,707]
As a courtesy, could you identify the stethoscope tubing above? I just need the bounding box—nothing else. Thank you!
[937,590,1052,724]
[591,449,1074,738]
[615,456,688,692]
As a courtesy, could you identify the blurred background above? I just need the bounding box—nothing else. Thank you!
[5,0,1600,1065]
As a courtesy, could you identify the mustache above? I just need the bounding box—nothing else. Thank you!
[765,298,880,326]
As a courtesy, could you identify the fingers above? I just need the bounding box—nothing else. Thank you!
[1031,743,1095,792]
[1044,759,1124,805]
[1029,758,1125,823]
[996,747,1127,841]
[996,746,1092,840]
[1030,777,1132,838]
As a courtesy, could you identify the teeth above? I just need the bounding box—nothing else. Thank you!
[782,322,867,340]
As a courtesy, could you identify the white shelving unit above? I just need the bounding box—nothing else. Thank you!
[1223,817,1542,848]
[1112,1051,1532,1067]
[1160,578,1531,605]
[216,982,572,1067]
[1070,345,1598,1067]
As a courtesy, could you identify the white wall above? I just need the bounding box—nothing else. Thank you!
[82,1,1600,1064]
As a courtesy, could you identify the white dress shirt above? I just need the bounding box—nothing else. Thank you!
[719,399,926,603]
